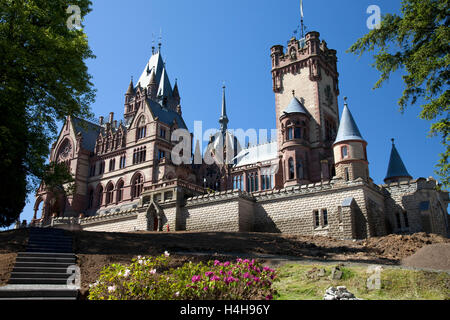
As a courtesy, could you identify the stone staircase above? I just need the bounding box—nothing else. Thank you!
[0,228,79,300]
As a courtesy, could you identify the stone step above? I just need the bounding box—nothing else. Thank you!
[16,256,76,264]
[12,266,69,274]
[10,272,70,279]
[26,248,73,254]
[14,261,75,269]
[17,252,75,259]
[28,238,73,244]
[8,278,69,285]
[0,285,78,299]
[26,245,73,251]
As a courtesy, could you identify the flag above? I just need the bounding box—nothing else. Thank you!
[300,0,304,18]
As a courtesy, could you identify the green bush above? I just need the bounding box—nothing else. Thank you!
[88,252,278,300]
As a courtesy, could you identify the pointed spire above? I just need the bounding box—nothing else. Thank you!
[172,78,180,99]
[157,67,172,98]
[384,139,412,183]
[219,84,229,134]
[126,77,135,95]
[334,97,364,144]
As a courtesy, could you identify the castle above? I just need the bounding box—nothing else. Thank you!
[31,27,449,239]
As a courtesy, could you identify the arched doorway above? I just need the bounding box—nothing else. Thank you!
[147,204,158,231]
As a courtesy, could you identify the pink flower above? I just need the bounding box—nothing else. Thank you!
[224,261,230,267]
[149,269,157,274]
[203,287,208,292]
[191,275,202,283]
[243,259,249,264]
[265,295,273,300]
[205,271,214,278]
[214,260,221,266]
[211,275,220,281]
[243,272,250,278]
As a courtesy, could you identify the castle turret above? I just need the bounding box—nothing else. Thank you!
[384,139,412,184]
[147,69,157,99]
[333,98,369,182]
[279,91,311,187]
[219,85,229,135]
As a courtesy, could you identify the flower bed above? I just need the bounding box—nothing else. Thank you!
[88,252,277,300]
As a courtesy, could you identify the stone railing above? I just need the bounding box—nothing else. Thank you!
[143,179,205,194]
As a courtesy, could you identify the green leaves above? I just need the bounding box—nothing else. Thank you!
[0,0,95,225]
[347,0,449,187]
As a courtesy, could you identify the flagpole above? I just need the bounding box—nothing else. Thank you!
[300,0,304,38]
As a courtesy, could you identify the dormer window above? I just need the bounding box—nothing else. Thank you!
[160,127,166,139]
[137,117,147,140]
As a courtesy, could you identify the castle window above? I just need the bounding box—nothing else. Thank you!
[119,155,126,169]
[294,127,302,139]
[131,174,144,199]
[296,159,304,180]
[325,119,337,141]
[160,127,166,139]
[419,201,430,211]
[287,127,293,141]
[288,158,295,180]
[99,161,105,175]
[96,186,103,208]
[233,175,243,191]
[109,158,116,172]
[158,149,166,161]
[403,211,409,228]
[105,183,114,205]
[341,146,348,159]
[322,209,328,227]
[261,174,273,191]
[116,180,124,202]
[133,147,146,164]
[313,210,320,228]
[137,126,147,140]
[344,167,350,181]
[247,172,259,192]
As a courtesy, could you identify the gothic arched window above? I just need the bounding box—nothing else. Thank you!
[137,117,147,140]
[131,174,144,199]
[96,186,103,208]
[297,159,304,180]
[116,180,124,202]
[288,158,295,180]
[105,183,114,205]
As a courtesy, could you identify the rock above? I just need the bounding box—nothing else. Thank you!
[323,286,361,301]
[330,266,343,280]
[317,268,326,277]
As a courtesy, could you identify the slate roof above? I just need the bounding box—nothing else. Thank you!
[146,99,187,130]
[281,97,309,117]
[334,103,364,144]
[233,141,278,167]
[384,141,412,182]
[71,117,102,151]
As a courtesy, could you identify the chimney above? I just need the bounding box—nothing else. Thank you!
[99,116,104,126]
[113,120,117,129]
[109,112,114,124]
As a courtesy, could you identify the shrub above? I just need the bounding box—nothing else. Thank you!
[88,253,278,300]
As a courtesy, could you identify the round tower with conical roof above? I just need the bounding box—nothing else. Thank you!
[279,91,311,187]
[384,139,412,184]
[333,97,369,182]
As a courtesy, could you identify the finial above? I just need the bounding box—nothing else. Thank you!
[344,96,348,105]
[222,80,226,89]
[391,138,395,145]
[158,28,162,51]
[292,90,295,96]
[152,33,155,54]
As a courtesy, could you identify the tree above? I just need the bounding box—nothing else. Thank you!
[348,0,449,188]
[0,0,95,227]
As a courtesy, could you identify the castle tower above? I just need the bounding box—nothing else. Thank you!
[333,98,369,182]
[124,77,135,115]
[384,139,412,184]
[271,31,340,184]
[279,91,311,187]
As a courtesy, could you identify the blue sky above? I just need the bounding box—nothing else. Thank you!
[12,0,446,228]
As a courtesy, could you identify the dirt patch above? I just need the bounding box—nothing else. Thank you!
[0,253,17,286]
[362,232,449,260]
[401,243,450,271]
[0,229,28,253]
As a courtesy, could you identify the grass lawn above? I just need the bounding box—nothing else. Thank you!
[273,264,450,300]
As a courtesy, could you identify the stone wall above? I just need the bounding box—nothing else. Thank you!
[80,210,142,232]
